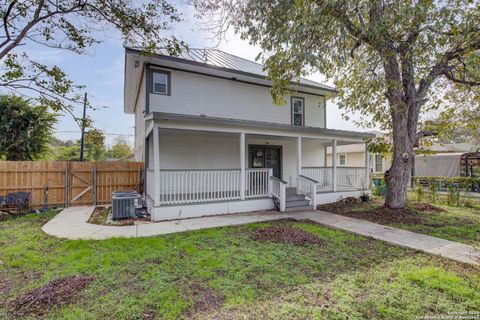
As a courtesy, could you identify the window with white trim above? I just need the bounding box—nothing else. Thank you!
[292,97,305,126]
[152,71,169,94]
[339,154,346,166]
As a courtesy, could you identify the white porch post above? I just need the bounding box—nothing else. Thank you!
[153,125,161,205]
[324,145,328,166]
[332,139,337,192]
[297,136,302,176]
[364,143,369,189]
[240,132,246,200]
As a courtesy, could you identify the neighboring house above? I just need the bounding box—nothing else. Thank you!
[326,132,478,178]
[124,48,373,221]
[326,131,389,175]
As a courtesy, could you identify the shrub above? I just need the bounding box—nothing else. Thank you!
[428,178,438,203]
[415,184,424,202]
[447,184,460,207]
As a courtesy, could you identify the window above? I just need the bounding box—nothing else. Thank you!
[152,71,170,94]
[339,154,346,166]
[291,97,305,126]
[375,154,383,172]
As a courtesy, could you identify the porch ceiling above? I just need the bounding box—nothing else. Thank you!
[148,112,373,142]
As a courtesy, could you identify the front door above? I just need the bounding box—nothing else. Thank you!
[249,145,282,178]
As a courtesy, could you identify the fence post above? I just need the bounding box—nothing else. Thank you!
[93,166,97,206]
[64,165,69,208]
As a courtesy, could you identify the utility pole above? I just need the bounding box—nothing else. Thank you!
[79,93,87,161]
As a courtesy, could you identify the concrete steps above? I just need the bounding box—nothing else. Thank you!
[275,190,313,212]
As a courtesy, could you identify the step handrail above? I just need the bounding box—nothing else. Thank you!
[297,175,319,209]
[270,176,288,185]
[298,174,319,184]
[270,176,287,212]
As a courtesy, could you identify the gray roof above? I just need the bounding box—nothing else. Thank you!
[149,112,374,140]
[127,47,335,92]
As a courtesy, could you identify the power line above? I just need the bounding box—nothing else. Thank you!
[54,130,133,137]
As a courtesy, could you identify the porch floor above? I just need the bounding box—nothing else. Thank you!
[42,206,479,266]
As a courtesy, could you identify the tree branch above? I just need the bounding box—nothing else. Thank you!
[417,40,480,99]
[443,71,480,86]
[0,0,86,60]
[0,0,18,48]
[414,130,437,147]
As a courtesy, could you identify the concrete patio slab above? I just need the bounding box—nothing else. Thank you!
[41,206,480,266]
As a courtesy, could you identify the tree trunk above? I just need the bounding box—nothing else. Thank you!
[384,109,414,209]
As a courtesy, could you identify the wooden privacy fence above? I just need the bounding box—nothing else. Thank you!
[0,161,144,209]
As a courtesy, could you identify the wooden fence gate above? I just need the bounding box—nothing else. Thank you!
[0,161,144,209]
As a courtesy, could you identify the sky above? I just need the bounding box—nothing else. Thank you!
[22,2,365,148]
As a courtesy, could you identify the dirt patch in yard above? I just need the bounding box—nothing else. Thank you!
[6,275,93,317]
[0,275,13,297]
[337,206,424,225]
[88,206,149,226]
[414,202,446,212]
[190,283,225,312]
[88,206,110,225]
[252,226,323,245]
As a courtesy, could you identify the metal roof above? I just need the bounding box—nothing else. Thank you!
[127,47,335,92]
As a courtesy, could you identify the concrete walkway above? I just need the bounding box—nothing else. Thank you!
[42,207,479,266]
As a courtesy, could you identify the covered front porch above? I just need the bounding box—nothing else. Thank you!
[145,113,372,221]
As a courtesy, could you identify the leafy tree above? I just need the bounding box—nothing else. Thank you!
[0,0,184,119]
[50,137,75,148]
[423,88,480,146]
[48,144,79,160]
[106,137,133,160]
[0,94,57,160]
[48,129,106,160]
[196,0,480,208]
[84,128,106,160]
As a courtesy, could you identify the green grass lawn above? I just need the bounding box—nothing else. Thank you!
[321,194,480,247]
[0,211,479,319]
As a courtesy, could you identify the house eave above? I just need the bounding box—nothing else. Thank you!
[148,112,374,141]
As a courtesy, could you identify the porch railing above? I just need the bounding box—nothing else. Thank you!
[158,168,273,205]
[301,167,333,192]
[270,176,287,211]
[297,175,318,208]
[159,169,241,205]
[302,166,367,193]
[246,168,271,199]
[337,167,366,191]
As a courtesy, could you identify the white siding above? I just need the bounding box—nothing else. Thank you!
[134,73,146,161]
[159,131,239,169]
[148,68,326,128]
[157,131,326,187]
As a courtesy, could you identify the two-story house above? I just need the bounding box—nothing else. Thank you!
[124,48,373,221]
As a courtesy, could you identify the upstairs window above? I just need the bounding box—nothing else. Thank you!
[339,154,347,166]
[291,97,305,126]
[152,71,170,95]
